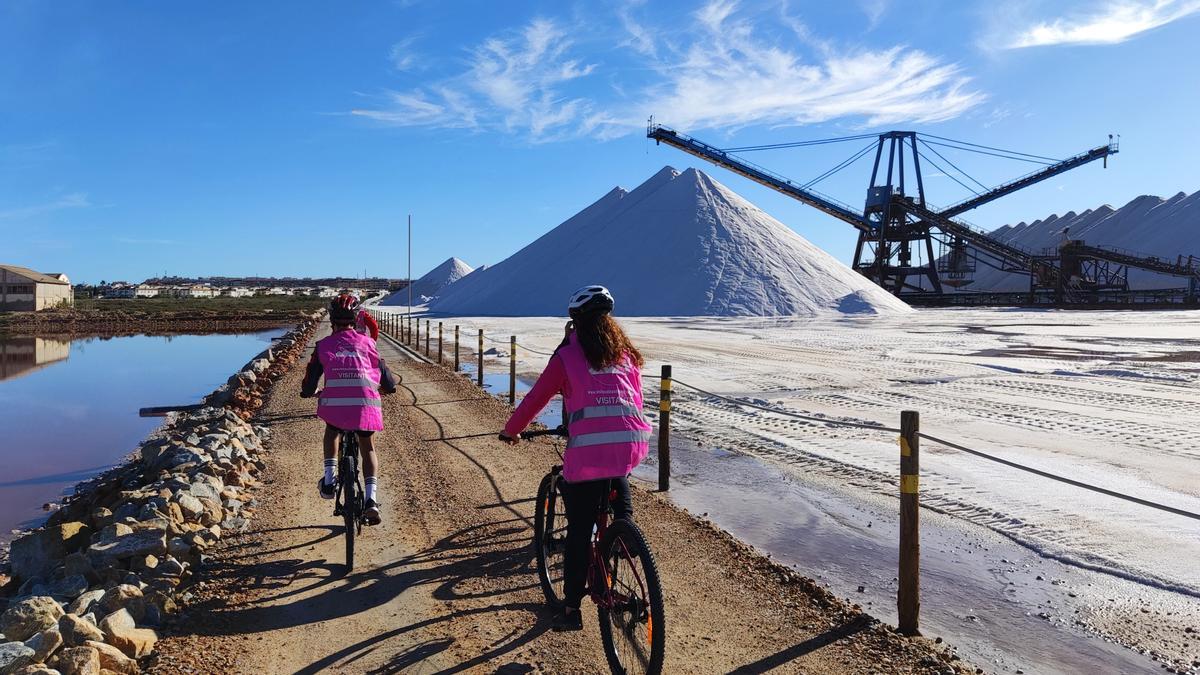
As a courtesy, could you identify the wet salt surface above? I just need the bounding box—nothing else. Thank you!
[0,330,284,546]
[632,438,1161,674]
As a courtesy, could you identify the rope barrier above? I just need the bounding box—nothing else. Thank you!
[918,433,1200,522]
[666,377,1199,521]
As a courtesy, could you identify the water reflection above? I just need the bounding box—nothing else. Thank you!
[0,330,283,544]
[0,336,70,381]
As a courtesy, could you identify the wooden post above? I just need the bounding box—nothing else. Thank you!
[425,320,430,356]
[415,317,420,347]
[509,336,517,405]
[898,410,921,636]
[438,322,443,364]
[658,365,672,491]
[477,329,484,388]
[454,325,460,371]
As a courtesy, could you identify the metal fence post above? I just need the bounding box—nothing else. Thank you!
[438,322,443,364]
[477,329,484,388]
[454,325,460,372]
[899,410,921,636]
[658,365,672,491]
[509,336,517,405]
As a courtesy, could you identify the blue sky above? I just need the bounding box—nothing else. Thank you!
[3,0,1198,284]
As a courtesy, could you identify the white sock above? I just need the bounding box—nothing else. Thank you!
[365,476,378,502]
[323,458,336,485]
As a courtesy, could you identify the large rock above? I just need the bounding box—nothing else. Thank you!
[171,493,203,523]
[0,642,36,674]
[50,646,98,675]
[64,592,102,620]
[86,527,166,565]
[24,626,62,663]
[9,524,91,581]
[96,610,155,659]
[57,615,102,648]
[96,589,142,624]
[10,664,62,675]
[82,642,135,675]
[1,597,64,642]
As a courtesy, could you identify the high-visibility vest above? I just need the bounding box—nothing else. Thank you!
[316,329,384,432]
[558,334,650,483]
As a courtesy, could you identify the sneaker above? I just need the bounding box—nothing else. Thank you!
[318,477,337,500]
[363,499,381,526]
[552,607,583,632]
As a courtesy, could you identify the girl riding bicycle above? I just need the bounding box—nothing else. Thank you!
[500,285,651,631]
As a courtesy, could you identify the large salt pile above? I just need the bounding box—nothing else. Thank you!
[430,167,910,316]
[382,257,473,305]
[967,190,1200,291]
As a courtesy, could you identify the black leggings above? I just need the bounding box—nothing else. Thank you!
[560,476,632,609]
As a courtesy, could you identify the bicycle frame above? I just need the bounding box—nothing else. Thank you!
[585,485,649,612]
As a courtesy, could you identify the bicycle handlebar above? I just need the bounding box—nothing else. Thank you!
[498,425,568,441]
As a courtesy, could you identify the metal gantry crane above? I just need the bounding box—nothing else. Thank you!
[647,120,1182,305]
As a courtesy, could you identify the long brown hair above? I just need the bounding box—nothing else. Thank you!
[572,313,644,371]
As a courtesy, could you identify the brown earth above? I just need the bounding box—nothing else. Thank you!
[148,327,975,674]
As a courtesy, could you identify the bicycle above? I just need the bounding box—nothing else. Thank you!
[332,429,365,570]
[517,426,666,675]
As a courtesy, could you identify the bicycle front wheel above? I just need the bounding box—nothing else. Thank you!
[533,472,568,607]
[598,518,665,675]
[340,455,358,570]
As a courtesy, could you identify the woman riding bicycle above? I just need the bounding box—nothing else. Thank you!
[500,285,651,631]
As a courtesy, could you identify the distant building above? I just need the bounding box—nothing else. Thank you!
[0,264,74,311]
[220,287,253,298]
[134,284,161,298]
[1,336,70,381]
[178,285,216,299]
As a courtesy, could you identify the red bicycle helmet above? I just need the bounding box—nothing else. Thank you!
[329,294,360,325]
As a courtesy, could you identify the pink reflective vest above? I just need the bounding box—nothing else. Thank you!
[315,329,384,432]
[558,334,651,483]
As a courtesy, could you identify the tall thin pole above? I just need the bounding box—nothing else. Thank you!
[407,214,412,334]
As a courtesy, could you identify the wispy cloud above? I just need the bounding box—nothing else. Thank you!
[353,18,599,142]
[352,1,983,141]
[1005,0,1200,48]
[635,1,983,132]
[0,192,91,221]
[388,36,420,71]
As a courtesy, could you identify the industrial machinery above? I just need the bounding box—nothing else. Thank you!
[647,119,1199,306]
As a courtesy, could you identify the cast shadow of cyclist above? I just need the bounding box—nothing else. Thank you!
[185,513,552,672]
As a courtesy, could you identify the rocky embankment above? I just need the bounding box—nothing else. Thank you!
[0,311,311,339]
[0,315,321,674]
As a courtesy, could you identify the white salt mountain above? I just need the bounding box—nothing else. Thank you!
[966,190,1200,291]
[431,167,910,316]
[382,257,474,305]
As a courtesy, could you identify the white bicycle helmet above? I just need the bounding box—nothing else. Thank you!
[567,285,614,318]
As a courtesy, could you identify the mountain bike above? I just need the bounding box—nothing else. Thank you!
[333,429,365,570]
[517,426,666,675]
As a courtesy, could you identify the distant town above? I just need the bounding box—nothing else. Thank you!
[1,263,409,312]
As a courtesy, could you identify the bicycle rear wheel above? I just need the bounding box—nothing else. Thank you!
[340,452,359,570]
[533,471,568,607]
[598,519,665,675]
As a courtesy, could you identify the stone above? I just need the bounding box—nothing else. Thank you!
[1,598,65,642]
[171,494,203,523]
[86,529,166,565]
[63,593,102,620]
[164,450,205,469]
[42,576,88,602]
[165,538,190,560]
[60,556,94,585]
[95,589,142,625]
[97,610,155,659]
[51,646,99,675]
[11,664,61,675]
[219,517,249,534]
[0,642,36,674]
[165,502,184,527]
[81,642,134,675]
[87,510,111,531]
[9,524,91,581]
[24,627,63,662]
[199,501,224,528]
[222,498,243,514]
[57,616,102,648]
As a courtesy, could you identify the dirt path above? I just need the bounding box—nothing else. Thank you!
[151,328,972,674]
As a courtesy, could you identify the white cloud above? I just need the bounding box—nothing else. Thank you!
[352,2,983,141]
[388,37,420,71]
[0,192,91,221]
[1006,0,1200,48]
[636,1,983,132]
[353,18,598,141]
